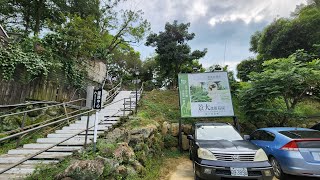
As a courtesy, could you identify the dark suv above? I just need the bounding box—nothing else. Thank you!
[188,122,274,180]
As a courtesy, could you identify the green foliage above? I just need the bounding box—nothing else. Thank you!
[163,135,178,148]
[237,57,263,82]
[26,158,72,180]
[239,56,320,126]
[145,20,207,87]
[249,2,320,60]
[0,42,52,81]
[97,141,117,158]
[190,86,211,102]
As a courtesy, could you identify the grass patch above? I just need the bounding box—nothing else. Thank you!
[125,118,158,129]
[295,99,320,116]
[138,90,235,125]
[26,157,72,180]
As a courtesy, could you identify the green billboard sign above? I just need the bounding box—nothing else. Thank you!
[178,72,234,118]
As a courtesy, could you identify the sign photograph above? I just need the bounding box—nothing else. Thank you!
[178,72,234,118]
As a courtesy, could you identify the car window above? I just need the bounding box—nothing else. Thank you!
[250,131,261,140]
[280,130,320,139]
[196,125,242,141]
[311,124,320,130]
[250,130,275,141]
[260,131,275,141]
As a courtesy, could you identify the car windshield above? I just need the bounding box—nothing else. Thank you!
[196,125,243,141]
[279,130,320,139]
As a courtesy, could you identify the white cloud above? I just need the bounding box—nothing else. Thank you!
[207,0,307,27]
[186,0,208,21]
[117,0,309,71]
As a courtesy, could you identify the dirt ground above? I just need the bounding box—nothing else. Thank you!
[163,157,315,180]
[166,158,193,180]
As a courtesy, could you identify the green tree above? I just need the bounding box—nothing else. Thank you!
[236,57,263,82]
[239,56,320,126]
[145,20,207,87]
[249,1,320,60]
[0,0,67,36]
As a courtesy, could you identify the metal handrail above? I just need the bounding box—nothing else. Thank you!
[0,109,123,175]
[105,80,122,103]
[108,80,122,93]
[0,108,84,136]
[0,99,86,118]
[105,88,120,103]
[0,81,127,174]
[0,101,59,108]
[0,109,94,143]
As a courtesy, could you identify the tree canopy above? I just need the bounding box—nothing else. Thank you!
[0,0,150,89]
[145,20,207,87]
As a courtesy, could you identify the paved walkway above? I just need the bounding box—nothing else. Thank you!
[0,91,139,179]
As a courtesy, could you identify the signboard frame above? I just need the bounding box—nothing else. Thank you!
[93,88,103,110]
[178,71,235,118]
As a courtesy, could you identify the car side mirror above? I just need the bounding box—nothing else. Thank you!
[187,135,194,141]
[243,135,250,141]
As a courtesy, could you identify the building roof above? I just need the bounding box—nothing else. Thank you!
[0,24,9,38]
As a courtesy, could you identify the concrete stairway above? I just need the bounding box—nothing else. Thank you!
[0,91,140,179]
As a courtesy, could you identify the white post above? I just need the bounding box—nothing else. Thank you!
[86,86,94,108]
[93,111,99,151]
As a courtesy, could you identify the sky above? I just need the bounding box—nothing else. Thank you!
[120,0,308,71]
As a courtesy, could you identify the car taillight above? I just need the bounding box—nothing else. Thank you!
[280,141,299,151]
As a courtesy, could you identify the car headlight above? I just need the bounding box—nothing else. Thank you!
[197,148,217,160]
[254,149,268,162]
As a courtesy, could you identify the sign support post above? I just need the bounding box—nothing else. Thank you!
[93,111,99,152]
[92,88,102,152]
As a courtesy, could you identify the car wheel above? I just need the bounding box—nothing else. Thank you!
[270,157,286,179]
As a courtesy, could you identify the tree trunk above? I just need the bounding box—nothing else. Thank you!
[34,0,43,36]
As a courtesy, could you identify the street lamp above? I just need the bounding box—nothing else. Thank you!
[135,69,140,114]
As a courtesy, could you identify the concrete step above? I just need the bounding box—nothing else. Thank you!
[0,173,25,180]
[17,146,83,152]
[24,143,57,149]
[62,125,110,131]
[55,130,104,135]
[21,160,59,165]
[36,137,91,145]
[75,120,118,125]
[0,164,35,174]
[7,150,73,157]
[0,153,72,163]
[47,134,94,138]
[23,144,87,150]
[8,147,82,155]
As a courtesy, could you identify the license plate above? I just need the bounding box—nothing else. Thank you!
[230,167,248,176]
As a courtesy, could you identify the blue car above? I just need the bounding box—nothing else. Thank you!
[247,127,320,179]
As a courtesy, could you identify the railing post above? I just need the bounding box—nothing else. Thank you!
[84,112,90,149]
[129,97,132,112]
[62,102,69,124]
[16,112,27,148]
[123,99,126,116]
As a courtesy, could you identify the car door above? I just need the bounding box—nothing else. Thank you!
[250,130,276,155]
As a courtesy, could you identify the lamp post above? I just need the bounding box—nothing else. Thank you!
[135,69,139,114]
